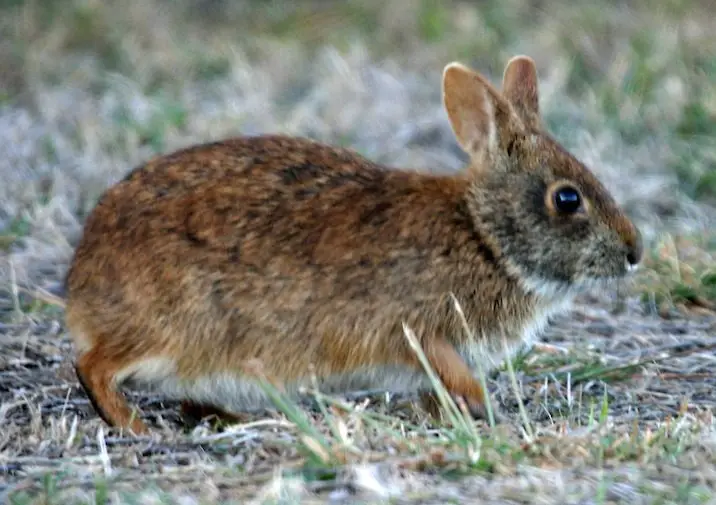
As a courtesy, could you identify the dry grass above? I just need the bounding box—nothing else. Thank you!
[1,0,716,503]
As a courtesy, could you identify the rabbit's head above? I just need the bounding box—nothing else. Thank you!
[443,56,642,298]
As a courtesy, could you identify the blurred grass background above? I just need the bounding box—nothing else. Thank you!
[2,3,716,502]
[1,0,715,312]
[4,0,716,198]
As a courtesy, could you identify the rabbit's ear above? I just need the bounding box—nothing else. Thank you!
[442,62,524,161]
[502,55,541,130]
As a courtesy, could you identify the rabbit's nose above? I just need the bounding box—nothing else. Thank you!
[625,225,643,266]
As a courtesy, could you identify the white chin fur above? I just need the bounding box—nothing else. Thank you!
[519,277,583,301]
[521,275,626,301]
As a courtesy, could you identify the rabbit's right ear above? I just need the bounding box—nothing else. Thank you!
[501,55,541,130]
[442,62,524,163]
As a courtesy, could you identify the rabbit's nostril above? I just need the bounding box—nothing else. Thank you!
[627,249,640,266]
[625,226,643,266]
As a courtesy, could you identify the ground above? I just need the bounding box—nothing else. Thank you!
[1,1,716,503]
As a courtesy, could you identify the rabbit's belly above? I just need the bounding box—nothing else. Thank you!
[315,366,433,397]
[130,364,432,413]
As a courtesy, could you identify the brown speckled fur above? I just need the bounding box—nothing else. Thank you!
[64,56,642,435]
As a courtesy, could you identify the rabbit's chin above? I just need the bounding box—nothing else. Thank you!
[520,275,629,303]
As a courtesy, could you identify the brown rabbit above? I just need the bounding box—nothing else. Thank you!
[64,55,642,435]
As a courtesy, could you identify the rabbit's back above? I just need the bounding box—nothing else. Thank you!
[68,135,481,300]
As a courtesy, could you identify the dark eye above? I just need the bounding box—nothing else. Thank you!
[553,186,581,214]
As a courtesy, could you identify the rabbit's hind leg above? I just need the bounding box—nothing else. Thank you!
[74,345,151,436]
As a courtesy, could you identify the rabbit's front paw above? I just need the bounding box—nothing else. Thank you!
[419,390,505,424]
[463,393,506,424]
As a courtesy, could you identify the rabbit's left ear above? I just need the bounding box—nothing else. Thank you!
[501,55,541,131]
[442,62,525,163]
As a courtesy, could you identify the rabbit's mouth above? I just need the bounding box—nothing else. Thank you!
[626,261,640,274]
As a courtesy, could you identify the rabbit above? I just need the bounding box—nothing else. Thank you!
[64,55,643,435]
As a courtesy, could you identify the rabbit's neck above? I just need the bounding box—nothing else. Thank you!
[455,297,574,374]
[449,274,576,374]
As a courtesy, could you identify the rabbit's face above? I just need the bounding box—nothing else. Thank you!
[442,56,642,298]
[467,133,642,295]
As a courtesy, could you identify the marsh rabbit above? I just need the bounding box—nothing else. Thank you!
[64,55,643,435]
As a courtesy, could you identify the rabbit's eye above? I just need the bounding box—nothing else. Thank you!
[553,186,581,214]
